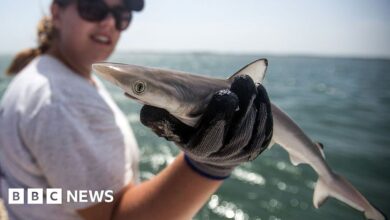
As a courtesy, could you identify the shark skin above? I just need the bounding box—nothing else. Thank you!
[92,59,386,220]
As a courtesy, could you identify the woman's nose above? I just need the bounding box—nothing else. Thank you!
[99,13,116,29]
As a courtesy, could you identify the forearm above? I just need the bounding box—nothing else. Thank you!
[112,153,222,220]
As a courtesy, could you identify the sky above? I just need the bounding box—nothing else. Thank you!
[0,0,389,58]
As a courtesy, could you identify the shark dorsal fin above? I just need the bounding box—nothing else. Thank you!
[228,58,268,84]
[315,142,325,159]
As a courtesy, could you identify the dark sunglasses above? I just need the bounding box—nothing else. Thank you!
[76,0,132,31]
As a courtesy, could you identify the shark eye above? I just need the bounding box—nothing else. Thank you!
[133,80,146,95]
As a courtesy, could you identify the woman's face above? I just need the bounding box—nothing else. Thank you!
[52,0,126,74]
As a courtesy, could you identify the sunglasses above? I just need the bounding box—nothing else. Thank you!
[76,0,133,31]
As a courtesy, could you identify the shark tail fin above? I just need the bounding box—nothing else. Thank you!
[313,174,386,220]
[365,206,388,220]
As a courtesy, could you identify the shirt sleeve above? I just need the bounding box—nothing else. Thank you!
[21,99,132,210]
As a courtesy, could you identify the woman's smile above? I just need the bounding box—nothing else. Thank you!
[90,33,113,46]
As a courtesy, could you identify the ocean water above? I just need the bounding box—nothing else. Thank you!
[1,53,389,220]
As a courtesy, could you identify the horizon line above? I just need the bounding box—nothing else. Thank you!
[0,50,389,61]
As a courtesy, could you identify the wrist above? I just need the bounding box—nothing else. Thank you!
[184,154,232,180]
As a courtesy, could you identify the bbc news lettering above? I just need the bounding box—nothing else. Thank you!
[8,188,114,204]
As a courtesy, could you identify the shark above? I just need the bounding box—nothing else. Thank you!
[92,59,386,220]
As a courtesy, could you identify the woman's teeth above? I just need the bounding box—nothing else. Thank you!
[92,35,110,44]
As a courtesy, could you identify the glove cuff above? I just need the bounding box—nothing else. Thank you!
[184,154,232,180]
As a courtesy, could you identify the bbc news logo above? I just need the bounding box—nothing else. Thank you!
[8,188,114,204]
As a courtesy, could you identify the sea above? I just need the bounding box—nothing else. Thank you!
[0,52,389,220]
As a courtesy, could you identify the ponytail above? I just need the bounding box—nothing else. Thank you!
[6,16,56,75]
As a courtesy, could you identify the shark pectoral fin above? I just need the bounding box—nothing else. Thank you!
[176,114,200,127]
[266,139,276,149]
[313,177,329,208]
[289,154,304,166]
[228,59,268,84]
[315,142,325,159]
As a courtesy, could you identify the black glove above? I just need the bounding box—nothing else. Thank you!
[140,75,273,179]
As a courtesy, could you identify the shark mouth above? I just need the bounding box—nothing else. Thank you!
[124,92,138,100]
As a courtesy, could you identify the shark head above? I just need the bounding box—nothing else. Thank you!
[92,62,174,107]
[92,58,268,126]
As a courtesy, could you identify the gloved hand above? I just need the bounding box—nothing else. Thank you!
[140,75,273,180]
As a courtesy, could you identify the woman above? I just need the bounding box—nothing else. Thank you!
[0,0,273,219]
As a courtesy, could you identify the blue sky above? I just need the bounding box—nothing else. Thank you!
[0,0,389,58]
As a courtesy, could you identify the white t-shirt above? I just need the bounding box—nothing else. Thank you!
[0,55,140,220]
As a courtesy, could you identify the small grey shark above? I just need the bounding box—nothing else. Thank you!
[92,59,386,220]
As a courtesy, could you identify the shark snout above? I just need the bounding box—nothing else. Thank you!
[92,62,118,83]
[92,62,133,92]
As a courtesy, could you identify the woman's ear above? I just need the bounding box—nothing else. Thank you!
[50,3,61,29]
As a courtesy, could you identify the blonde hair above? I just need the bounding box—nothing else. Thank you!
[6,16,56,75]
